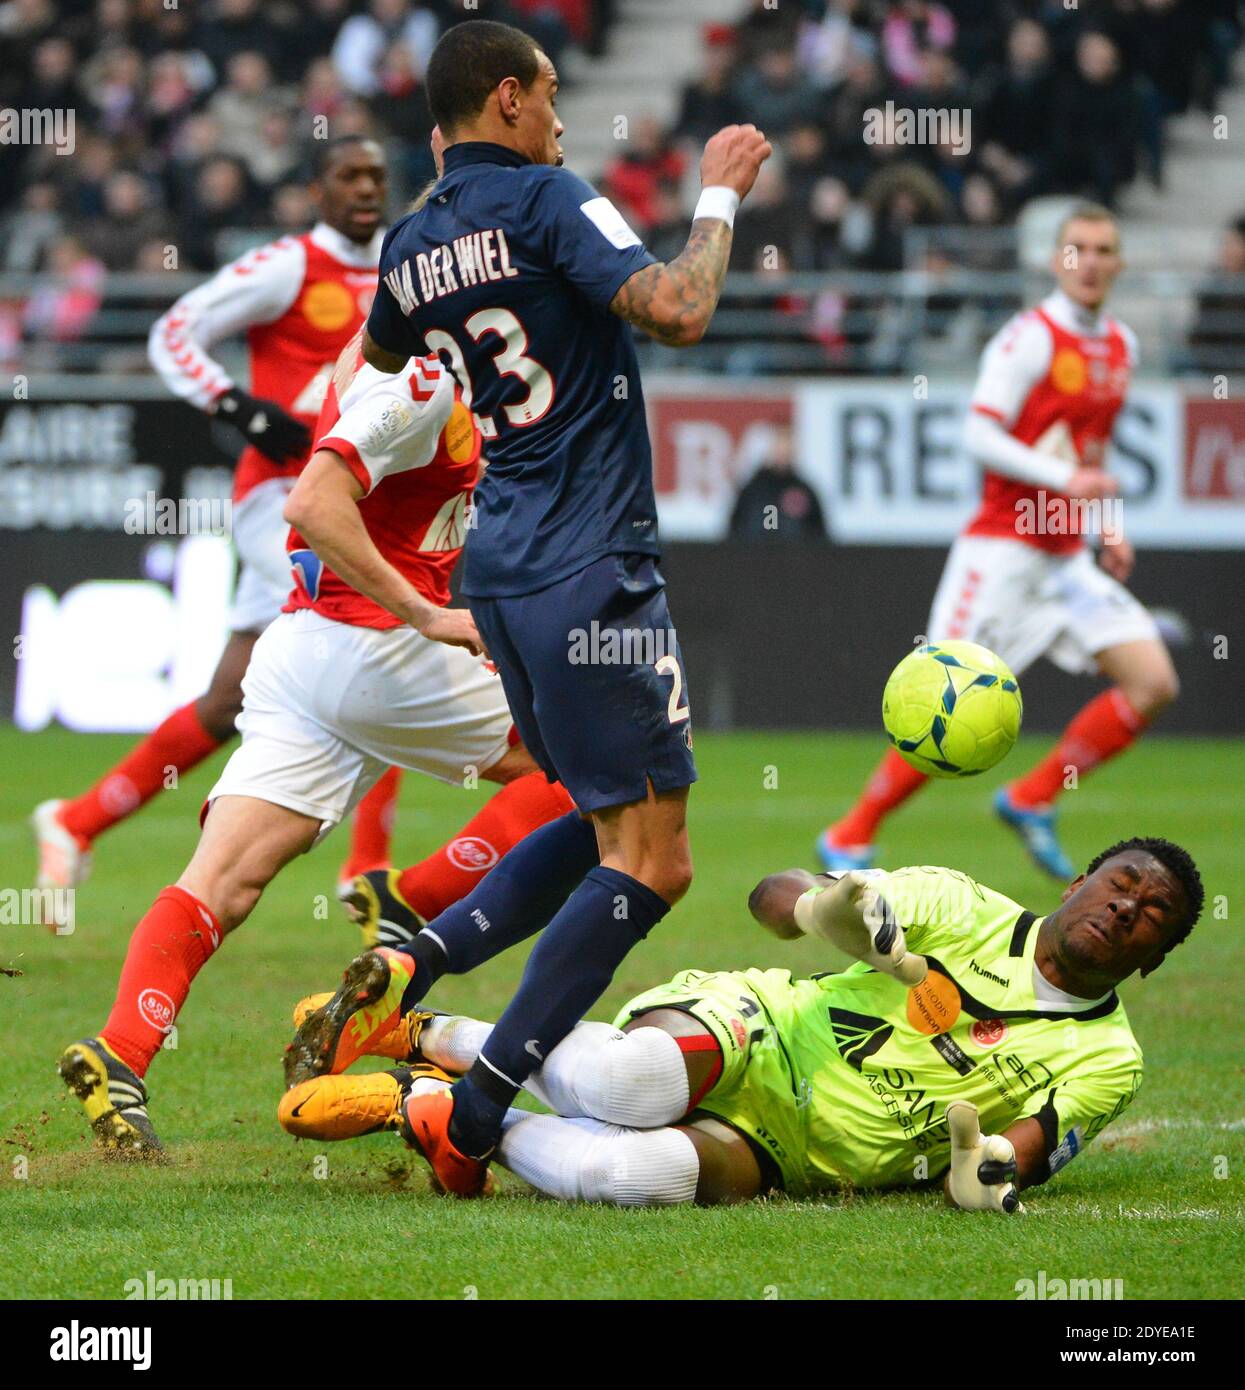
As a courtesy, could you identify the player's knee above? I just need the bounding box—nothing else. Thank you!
[594,1027,689,1128]
[588,1127,699,1206]
[1126,667,1180,718]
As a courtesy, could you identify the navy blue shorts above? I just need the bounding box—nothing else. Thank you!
[470,553,697,813]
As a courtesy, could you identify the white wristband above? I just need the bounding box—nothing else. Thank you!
[693,185,740,228]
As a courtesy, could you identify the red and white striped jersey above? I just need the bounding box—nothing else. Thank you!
[284,342,482,628]
[148,222,381,502]
[964,289,1136,553]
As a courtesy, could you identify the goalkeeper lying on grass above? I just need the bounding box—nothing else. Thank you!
[279,836,1202,1210]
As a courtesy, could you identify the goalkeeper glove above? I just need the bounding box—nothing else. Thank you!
[793,871,928,987]
[214,387,312,464]
[946,1100,1022,1213]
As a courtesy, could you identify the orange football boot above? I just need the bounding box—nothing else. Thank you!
[283,948,414,1087]
[399,1090,493,1197]
[278,1064,453,1141]
[291,992,443,1065]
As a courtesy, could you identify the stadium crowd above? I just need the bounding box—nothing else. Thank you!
[0,0,607,278]
[612,0,1242,274]
[0,0,1242,370]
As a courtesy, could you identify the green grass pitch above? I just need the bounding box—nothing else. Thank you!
[1,724,1241,1300]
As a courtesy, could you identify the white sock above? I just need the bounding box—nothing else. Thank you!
[419,1015,491,1073]
[422,1017,690,1128]
[524,1021,690,1127]
[498,1113,699,1206]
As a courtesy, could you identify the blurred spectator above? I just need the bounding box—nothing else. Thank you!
[209,51,291,161]
[246,107,304,191]
[332,0,438,95]
[21,234,106,342]
[300,0,355,63]
[782,124,835,250]
[82,44,147,143]
[823,52,887,188]
[673,26,744,147]
[796,0,877,90]
[1052,30,1139,209]
[881,0,956,87]
[729,425,827,542]
[858,159,953,270]
[734,0,801,57]
[181,155,256,269]
[370,39,435,152]
[975,18,1057,211]
[1,179,63,272]
[732,45,821,137]
[22,35,79,111]
[603,117,686,234]
[731,164,799,271]
[87,169,171,270]
[194,0,284,79]
[146,50,217,140]
[1185,216,1245,374]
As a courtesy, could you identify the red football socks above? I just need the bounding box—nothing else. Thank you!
[100,886,222,1078]
[827,748,929,847]
[341,766,404,880]
[397,773,576,921]
[58,702,222,846]
[1008,687,1145,809]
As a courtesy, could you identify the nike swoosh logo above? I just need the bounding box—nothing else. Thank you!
[525,1040,544,1061]
[291,1097,312,1118]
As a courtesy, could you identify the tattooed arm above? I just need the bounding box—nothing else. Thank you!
[610,123,771,348]
[610,220,734,347]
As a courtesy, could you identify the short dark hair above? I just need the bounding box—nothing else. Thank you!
[426,19,542,133]
[1085,836,1205,957]
[308,135,381,181]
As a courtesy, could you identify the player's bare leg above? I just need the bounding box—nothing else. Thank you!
[33,629,258,910]
[594,783,693,910]
[177,795,324,932]
[999,638,1178,877]
[58,793,324,1157]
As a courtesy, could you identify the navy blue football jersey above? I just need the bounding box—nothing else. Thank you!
[366,142,661,598]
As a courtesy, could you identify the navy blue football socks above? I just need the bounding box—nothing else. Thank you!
[448,866,672,1159]
[395,810,600,1014]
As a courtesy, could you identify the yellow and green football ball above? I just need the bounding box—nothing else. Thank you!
[882,640,1023,778]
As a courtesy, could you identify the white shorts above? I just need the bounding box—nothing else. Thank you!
[229,476,296,633]
[207,609,513,840]
[927,535,1160,677]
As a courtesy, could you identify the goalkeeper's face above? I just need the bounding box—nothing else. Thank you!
[1055,850,1188,984]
